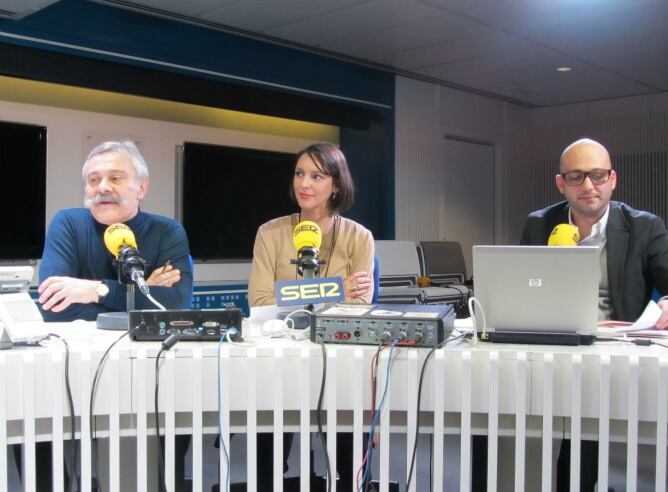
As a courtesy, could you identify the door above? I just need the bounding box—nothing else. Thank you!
[440,137,495,275]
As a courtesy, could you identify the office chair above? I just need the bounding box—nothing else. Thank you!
[417,241,472,317]
[372,255,379,303]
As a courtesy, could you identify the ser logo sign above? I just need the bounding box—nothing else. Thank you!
[275,277,345,306]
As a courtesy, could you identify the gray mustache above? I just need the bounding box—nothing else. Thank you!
[92,194,121,204]
[84,194,123,208]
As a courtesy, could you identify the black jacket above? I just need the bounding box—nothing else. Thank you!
[520,201,668,321]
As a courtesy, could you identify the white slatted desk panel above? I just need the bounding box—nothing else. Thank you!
[0,322,666,491]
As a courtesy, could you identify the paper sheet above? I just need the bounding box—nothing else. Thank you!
[597,301,667,336]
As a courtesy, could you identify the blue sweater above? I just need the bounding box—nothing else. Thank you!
[39,208,193,321]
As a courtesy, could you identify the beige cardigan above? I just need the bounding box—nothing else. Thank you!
[248,214,375,306]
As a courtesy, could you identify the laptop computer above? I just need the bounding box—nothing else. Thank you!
[472,245,600,345]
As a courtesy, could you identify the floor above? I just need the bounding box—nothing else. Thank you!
[6,435,659,491]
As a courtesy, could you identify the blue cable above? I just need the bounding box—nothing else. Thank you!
[359,338,400,491]
[218,333,231,492]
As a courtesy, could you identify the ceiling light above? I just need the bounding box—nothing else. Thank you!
[556,66,572,72]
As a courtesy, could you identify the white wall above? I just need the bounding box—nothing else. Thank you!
[0,99,316,282]
[531,92,668,157]
[395,79,668,250]
[9,80,666,284]
[394,76,532,246]
[528,92,668,219]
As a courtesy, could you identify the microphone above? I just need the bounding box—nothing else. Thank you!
[103,223,150,295]
[548,224,580,246]
[292,221,322,279]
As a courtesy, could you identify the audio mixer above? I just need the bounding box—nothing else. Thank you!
[311,303,455,347]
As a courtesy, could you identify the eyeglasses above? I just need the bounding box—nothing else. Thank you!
[559,169,613,186]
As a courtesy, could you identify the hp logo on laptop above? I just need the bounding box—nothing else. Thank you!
[528,278,542,287]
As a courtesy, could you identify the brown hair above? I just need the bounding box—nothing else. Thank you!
[290,142,355,214]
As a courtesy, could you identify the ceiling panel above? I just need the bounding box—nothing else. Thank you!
[105,0,241,17]
[258,0,445,47]
[0,0,57,18]
[25,0,668,106]
[321,13,476,65]
[394,30,520,70]
[202,0,377,33]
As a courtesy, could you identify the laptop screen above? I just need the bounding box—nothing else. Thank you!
[472,246,600,335]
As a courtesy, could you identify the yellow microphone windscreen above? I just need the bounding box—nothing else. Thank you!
[547,223,580,246]
[103,223,138,258]
[293,221,322,251]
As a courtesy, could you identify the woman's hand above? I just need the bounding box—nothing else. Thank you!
[344,271,372,300]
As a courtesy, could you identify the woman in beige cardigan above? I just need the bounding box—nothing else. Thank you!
[248,142,375,491]
[248,141,375,306]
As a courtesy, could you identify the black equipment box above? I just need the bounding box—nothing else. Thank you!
[128,308,243,341]
[311,303,455,347]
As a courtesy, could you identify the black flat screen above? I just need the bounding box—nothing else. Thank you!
[182,142,297,260]
[0,121,47,260]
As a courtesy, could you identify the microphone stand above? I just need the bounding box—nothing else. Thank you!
[289,247,326,325]
[292,246,322,281]
[96,259,142,331]
[126,283,135,312]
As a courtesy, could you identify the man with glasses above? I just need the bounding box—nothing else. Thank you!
[520,137,668,491]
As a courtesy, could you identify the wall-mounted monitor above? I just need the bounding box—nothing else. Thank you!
[180,142,297,261]
[0,121,46,261]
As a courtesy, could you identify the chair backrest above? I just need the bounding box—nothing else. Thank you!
[418,241,467,284]
[187,254,195,308]
[652,288,662,302]
[374,240,420,287]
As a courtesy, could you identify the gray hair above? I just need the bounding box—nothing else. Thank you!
[82,141,149,182]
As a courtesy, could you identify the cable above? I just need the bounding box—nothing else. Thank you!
[404,345,436,492]
[89,331,129,437]
[285,308,313,340]
[362,339,399,491]
[317,339,333,492]
[360,338,400,491]
[356,341,388,491]
[44,334,78,492]
[442,284,468,317]
[217,334,231,492]
[225,327,256,347]
[154,346,167,492]
[468,296,486,344]
[145,293,166,311]
[405,331,471,492]
[154,334,179,492]
[88,330,129,492]
[62,337,78,492]
[260,308,313,340]
[429,433,433,492]
[601,337,668,349]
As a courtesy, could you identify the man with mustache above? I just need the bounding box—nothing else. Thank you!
[30,141,193,491]
[38,140,193,321]
[520,138,668,491]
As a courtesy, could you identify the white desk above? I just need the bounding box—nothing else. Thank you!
[1,319,666,492]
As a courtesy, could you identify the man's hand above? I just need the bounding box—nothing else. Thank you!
[656,297,668,329]
[146,264,181,288]
[38,276,100,312]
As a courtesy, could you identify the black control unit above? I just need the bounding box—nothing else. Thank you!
[128,308,243,341]
[311,303,455,347]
